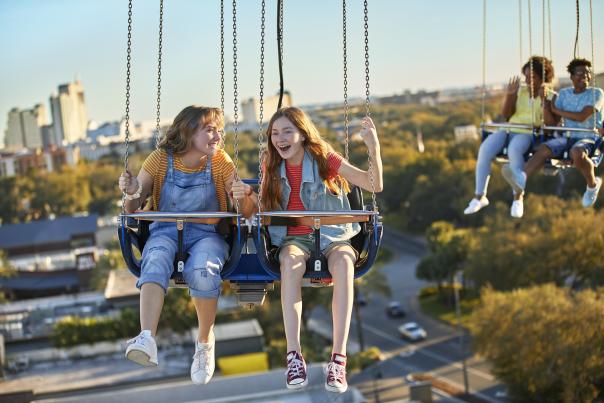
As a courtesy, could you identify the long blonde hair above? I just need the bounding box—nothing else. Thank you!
[261,107,349,211]
[157,105,223,153]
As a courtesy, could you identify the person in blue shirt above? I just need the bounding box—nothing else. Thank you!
[503,58,604,208]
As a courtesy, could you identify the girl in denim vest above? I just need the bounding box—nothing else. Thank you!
[259,107,383,393]
[118,105,255,385]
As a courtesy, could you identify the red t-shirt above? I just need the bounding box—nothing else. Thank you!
[286,153,343,235]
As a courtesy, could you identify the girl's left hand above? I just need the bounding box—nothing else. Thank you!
[231,180,252,200]
[360,117,379,150]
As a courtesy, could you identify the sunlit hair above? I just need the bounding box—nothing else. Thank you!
[261,107,349,211]
[157,105,224,153]
[566,58,591,75]
[521,55,555,83]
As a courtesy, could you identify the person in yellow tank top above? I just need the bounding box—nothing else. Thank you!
[464,56,557,218]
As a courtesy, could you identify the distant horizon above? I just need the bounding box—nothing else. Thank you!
[2,0,603,146]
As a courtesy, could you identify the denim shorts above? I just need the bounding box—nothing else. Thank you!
[544,134,599,158]
[138,223,229,299]
[278,233,356,261]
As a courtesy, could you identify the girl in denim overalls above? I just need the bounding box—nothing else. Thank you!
[118,106,255,384]
[257,107,383,393]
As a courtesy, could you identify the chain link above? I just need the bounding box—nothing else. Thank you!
[589,0,596,132]
[220,0,225,115]
[122,0,133,213]
[257,0,266,213]
[363,0,377,213]
[481,0,486,124]
[342,0,349,161]
[518,0,523,67]
[527,0,535,126]
[155,0,164,148]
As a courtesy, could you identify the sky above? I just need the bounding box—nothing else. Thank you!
[1,0,603,145]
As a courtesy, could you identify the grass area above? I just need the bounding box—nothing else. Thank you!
[418,292,480,327]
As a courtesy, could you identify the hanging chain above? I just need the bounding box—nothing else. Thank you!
[122,0,133,214]
[547,0,552,60]
[220,0,225,115]
[589,0,596,132]
[541,0,545,128]
[363,0,377,213]
[231,0,240,214]
[154,0,164,148]
[342,0,350,161]
[518,0,523,67]
[481,0,486,123]
[279,0,284,69]
[574,0,580,58]
[527,0,535,125]
[257,0,266,213]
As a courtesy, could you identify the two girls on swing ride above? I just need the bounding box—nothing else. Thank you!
[118,105,383,393]
[464,56,603,219]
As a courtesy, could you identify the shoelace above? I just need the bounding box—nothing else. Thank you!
[327,362,346,384]
[127,334,148,348]
[193,346,211,371]
[286,356,305,378]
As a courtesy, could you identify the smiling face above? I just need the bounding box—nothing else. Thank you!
[270,116,306,165]
[191,119,222,156]
[570,64,592,92]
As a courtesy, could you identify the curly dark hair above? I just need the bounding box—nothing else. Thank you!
[566,58,591,74]
[522,56,555,83]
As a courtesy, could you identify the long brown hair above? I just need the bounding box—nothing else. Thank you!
[157,105,223,153]
[261,107,349,211]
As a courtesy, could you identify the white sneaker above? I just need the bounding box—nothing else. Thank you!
[191,341,215,385]
[464,197,489,215]
[501,164,527,195]
[510,199,524,218]
[125,330,158,366]
[582,177,602,208]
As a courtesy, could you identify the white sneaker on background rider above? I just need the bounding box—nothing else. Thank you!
[125,330,158,366]
[510,199,524,218]
[582,177,602,208]
[501,164,527,195]
[464,196,489,215]
[191,340,215,385]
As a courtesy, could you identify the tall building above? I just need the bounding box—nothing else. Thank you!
[49,80,88,145]
[3,104,47,150]
[241,91,292,125]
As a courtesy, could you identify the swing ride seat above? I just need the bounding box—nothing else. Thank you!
[118,211,246,288]
[253,186,383,287]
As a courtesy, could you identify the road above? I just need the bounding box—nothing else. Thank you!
[337,227,507,401]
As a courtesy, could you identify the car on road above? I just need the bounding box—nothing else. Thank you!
[397,322,427,341]
[385,301,406,318]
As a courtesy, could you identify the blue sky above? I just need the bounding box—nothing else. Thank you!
[1,0,603,143]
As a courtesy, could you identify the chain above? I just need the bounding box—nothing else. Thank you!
[481,0,486,123]
[220,0,225,114]
[527,0,535,125]
[257,0,266,213]
[342,0,349,160]
[541,0,545,128]
[155,0,164,148]
[547,0,552,60]
[363,0,377,213]
[518,0,523,66]
[232,0,240,213]
[279,0,284,67]
[589,0,596,132]
[574,0,580,59]
[122,0,133,213]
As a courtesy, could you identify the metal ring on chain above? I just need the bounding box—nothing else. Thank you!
[343,0,350,161]
[122,0,134,214]
[257,0,266,213]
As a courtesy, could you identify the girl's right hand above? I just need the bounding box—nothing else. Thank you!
[506,76,521,95]
[360,117,379,151]
[119,170,139,194]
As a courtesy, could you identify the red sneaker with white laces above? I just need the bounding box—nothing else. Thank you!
[285,351,308,389]
[325,353,347,393]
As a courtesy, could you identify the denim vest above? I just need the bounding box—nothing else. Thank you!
[150,151,219,234]
[268,150,360,249]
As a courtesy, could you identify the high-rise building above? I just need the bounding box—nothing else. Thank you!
[3,104,47,150]
[241,91,292,125]
[49,80,88,145]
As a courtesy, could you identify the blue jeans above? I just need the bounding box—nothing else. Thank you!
[543,133,600,158]
[138,223,228,299]
[475,131,533,195]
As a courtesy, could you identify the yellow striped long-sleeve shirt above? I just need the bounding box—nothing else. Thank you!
[141,149,235,211]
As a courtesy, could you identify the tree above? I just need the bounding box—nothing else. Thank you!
[468,284,604,402]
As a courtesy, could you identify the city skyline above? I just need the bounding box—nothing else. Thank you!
[1,0,603,148]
